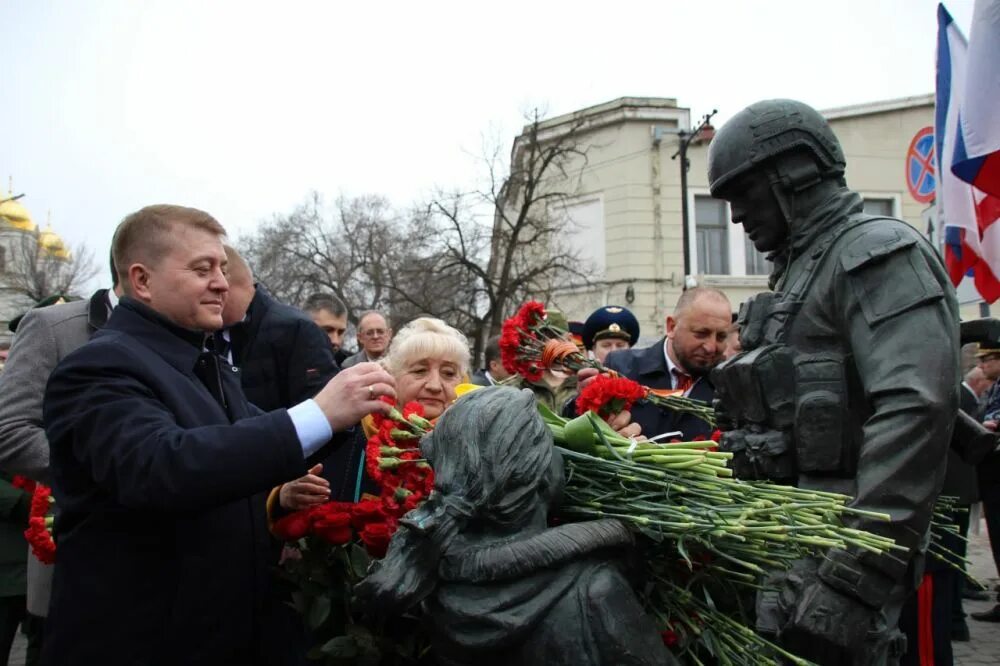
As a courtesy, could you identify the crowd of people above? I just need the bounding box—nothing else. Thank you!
[0,98,991,666]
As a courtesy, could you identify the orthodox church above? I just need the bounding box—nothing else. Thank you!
[0,188,72,341]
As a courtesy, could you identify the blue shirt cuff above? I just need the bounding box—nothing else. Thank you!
[288,400,333,458]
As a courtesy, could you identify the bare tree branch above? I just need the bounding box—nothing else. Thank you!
[0,230,100,302]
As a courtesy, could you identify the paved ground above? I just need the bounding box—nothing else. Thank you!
[7,521,1000,664]
[954,517,1000,666]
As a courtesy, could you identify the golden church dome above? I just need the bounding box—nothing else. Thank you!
[0,193,36,232]
[38,225,71,261]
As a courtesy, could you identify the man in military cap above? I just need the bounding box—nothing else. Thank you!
[977,344,1000,424]
[582,305,640,364]
[708,99,958,664]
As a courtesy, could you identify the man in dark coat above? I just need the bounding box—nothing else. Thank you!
[40,204,395,666]
[220,247,338,412]
[603,287,730,441]
[218,247,340,664]
[302,293,351,367]
[470,335,510,387]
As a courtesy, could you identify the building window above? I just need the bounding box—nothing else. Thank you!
[744,237,770,275]
[689,191,772,277]
[559,196,606,275]
[694,195,729,275]
[863,197,895,217]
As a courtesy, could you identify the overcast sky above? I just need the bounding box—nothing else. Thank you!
[1,0,976,291]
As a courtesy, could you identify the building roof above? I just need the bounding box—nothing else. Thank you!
[822,93,934,121]
[521,96,689,145]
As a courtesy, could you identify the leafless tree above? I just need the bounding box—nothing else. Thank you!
[239,111,595,362]
[425,110,596,360]
[0,229,100,302]
[238,193,409,325]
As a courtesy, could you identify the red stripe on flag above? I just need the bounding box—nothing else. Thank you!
[974,153,1000,198]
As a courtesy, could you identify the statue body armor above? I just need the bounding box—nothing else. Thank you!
[708,99,960,665]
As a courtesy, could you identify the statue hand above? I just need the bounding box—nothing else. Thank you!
[783,579,877,652]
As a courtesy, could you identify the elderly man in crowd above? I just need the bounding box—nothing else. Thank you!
[342,310,392,368]
[40,204,395,666]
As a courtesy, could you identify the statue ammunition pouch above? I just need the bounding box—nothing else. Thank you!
[818,551,897,609]
[714,215,882,482]
[794,352,857,477]
[712,343,796,481]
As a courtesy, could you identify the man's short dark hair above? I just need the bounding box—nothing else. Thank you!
[302,293,347,318]
[112,204,226,290]
[109,249,119,288]
[484,335,501,367]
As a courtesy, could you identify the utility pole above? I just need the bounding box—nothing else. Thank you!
[671,110,717,284]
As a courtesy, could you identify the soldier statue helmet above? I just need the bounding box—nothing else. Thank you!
[708,99,847,259]
[708,99,959,664]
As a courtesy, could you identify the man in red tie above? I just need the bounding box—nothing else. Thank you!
[602,287,731,440]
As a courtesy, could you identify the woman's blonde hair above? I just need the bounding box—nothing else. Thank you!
[381,317,471,377]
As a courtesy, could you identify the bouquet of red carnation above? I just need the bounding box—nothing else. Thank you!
[24,483,55,565]
[576,374,647,422]
[501,301,716,426]
[274,401,436,664]
[365,399,435,515]
[273,400,434,557]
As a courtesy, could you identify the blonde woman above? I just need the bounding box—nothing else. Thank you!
[271,317,471,513]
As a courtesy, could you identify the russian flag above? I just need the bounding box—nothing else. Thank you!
[951,0,1000,198]
[937,3,1000,303]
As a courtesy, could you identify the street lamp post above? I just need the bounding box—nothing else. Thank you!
[671,110,717,284]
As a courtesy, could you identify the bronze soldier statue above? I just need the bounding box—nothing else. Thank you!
[708,99,959,665]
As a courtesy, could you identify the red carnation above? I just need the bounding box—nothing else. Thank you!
[312,511,353,545]
[576,374,646,421]
[29,485,52,517]
[359,520,396,558]
[350,498,387,530]
[11,475,36,494]
[499,324,527,376]
[402,492,424,513]
[401,401,425,420]
[24,517,55,565]
[660,630,679,648]
[518,301,547,328]
[272,510,313,541]
[365,434,385,484]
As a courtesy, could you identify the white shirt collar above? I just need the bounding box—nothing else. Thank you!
[662,339,695,393]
